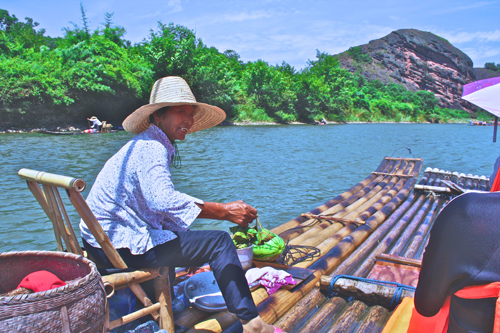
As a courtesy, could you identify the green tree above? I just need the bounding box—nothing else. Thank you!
[0,9,48,55]
[485,62,500,72]
[238,60,297,122]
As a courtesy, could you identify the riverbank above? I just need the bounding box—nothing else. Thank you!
[0,119,471,134]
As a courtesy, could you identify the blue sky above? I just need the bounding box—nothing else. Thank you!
[1,0,499,70]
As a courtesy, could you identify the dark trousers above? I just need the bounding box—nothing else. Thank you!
[83,230,258,321]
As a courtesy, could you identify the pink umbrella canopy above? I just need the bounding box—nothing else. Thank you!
[462,77,500,117]
[462,77,500,142]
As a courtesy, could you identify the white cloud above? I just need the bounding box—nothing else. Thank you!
[167,0,183,13]
[461,46,500,66]
[443,30,500,44]
[436,1,498,13]
[222,10,275,22]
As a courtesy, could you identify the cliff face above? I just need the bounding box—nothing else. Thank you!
[337,29,476,112]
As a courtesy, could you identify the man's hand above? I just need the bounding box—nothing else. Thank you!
[196,200,258,227]
[223,200,257,227]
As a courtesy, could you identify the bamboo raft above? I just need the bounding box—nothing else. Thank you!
[172,156,490,333]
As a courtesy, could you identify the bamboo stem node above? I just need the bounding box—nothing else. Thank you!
[301,214,365,225]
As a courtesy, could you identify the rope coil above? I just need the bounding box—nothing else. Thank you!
[278,238,321,266]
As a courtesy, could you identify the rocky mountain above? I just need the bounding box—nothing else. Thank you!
[336,29,486,113]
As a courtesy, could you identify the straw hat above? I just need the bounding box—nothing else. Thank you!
[122,76,226,134]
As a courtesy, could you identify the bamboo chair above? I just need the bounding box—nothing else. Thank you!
[101,121,112,133]
[18,168,175,332]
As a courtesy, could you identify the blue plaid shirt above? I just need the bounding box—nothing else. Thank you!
[80,124,202,254]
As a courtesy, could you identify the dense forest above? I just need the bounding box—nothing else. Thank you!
[0,6,488,130]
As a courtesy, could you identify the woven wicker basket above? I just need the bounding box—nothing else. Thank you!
[0,251,106,333]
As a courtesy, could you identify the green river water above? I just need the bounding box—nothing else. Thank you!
[0,123,498,252]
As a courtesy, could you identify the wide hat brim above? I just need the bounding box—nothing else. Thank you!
[122,76,226,134]
[122,102,226,134]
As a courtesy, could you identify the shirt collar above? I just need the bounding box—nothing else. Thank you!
[145,124,175,157]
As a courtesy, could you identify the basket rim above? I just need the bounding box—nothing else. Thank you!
[0,250,100,302]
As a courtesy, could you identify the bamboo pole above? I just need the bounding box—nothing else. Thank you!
[325,300,368,333]
[293,173,409,268]
[68,190,127,268]
[276,173,388,241]
[388,197,434,257]
[457,174,467,188]
[109,303,161,329]
[300,214,365,224]
[288,220,340,246]
[331,176,396,221]
[333,167,427,278]
[479,177,488,191]
[53,186,83,255]
[356,305,390,333]
[306,178,420,276]
[175,307,212,332]
[464,177,473,190]
[155,270,175,333]
[102,268,160,290]
[273,284,331,332]
[278,173,391,242]
[414,203,445,261]
[354,169,413,222]
[414,185,454,194]
[385,157,422,161]
[318,276,415,308]
[43,184,73,252]
[280,173,388,243]
[337,192,421,277]
[18,168,85,192]
[372,172,414,177]
[402,198,444,259]
[375,254,422,268]
[27,182,64,251]
[337,160,412,222]
[296,297,347,333]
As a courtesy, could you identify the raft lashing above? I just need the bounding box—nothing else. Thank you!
[172,157,489,333]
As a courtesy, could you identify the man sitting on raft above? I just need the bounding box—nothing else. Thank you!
[87,116,102,132]
[80,76,284,333]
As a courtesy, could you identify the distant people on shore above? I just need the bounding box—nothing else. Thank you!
[87,116,102,132]
[470,119,498,126]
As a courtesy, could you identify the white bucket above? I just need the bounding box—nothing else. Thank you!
[236,244,254,271]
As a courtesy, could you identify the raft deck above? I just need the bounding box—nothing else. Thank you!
[174,157,489,333]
